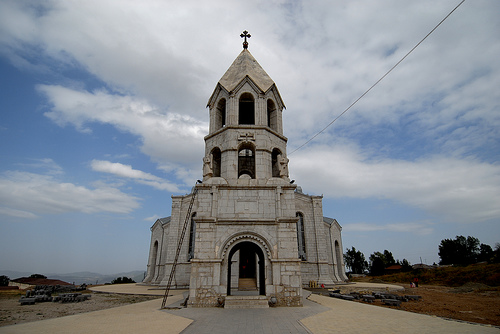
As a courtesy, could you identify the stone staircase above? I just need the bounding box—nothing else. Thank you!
[224,295,269,308]
[238,278,257,291]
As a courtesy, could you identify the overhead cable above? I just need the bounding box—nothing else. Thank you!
[288,0,466,155]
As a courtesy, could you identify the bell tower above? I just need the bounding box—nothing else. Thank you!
[204,32,288,184]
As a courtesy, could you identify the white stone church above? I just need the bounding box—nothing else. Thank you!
[143,34,347,307]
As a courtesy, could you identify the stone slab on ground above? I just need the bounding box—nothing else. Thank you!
[90,283,171,296]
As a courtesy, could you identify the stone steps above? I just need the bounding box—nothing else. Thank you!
[238,278,257,291]
[224,295,269,308]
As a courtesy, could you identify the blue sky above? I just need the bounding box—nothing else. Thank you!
[1,0,499,275]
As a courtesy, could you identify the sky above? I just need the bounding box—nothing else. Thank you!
[0,0,499,275]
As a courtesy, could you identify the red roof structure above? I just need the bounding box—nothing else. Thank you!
[11,277,73,286]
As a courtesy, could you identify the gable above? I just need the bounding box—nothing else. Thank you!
[219,49,275,93]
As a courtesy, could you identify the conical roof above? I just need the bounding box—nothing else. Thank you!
[218,49,275,92]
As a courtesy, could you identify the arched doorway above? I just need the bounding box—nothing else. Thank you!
[227,241,265,296]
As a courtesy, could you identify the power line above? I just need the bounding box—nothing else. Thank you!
[289,0,466,156]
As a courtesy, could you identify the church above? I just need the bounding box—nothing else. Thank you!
[143,32,347,307]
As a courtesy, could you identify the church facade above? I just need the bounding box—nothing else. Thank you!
[143,36,347,307]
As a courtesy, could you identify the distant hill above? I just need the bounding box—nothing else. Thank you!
[0,270,146,285]
[0,270,33,280]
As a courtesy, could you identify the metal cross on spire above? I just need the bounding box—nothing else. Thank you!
[240,30,251,49]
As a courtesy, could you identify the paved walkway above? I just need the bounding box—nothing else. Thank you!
[1,284,498,334]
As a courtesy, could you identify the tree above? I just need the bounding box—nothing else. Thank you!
[491,243,500,263]
[369,250,397,276]
[438,235,480,265]
[0,275,9,286]
[30,274,47,279]
[400,259,412,272]
[383,250,396,266]
[478,244,493,262]
[344,247,368,274]
[111,276,136,284]
[369,251,385,276]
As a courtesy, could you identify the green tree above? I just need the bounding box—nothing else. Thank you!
[0,275,9,286]
[400,259,412,272]
[491,243,500,263]
[369,254,386,276]
[344,247,368,274]
[30,274,47,279]
[383,250,396,266]
[111,276,136,284]
[368,250,397,276]
[438,235,480,265]
[478,244,493,262]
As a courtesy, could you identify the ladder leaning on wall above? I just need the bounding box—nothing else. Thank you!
[160,185,199,309]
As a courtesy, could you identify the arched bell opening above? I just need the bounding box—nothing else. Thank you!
[211,147,221,177]
[239,93,255,125]
[227,241,265,296]
[216,98,226,129]
[238,143,255,179]
[267,99,277,131]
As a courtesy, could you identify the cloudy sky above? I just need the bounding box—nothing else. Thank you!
[1,0,499,275]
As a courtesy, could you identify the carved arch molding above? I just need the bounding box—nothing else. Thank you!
[220,233,272,260]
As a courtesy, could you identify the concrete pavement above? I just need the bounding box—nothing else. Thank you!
[1,283,498,334]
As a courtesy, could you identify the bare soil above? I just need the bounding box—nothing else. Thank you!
[308,282,500,327]
[0,290,159,328]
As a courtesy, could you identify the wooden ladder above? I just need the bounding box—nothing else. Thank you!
[160,186,198,309]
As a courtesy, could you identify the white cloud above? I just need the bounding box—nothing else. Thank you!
[16,158,64,175]
[343,222,434,236]
[291,144,500,224]
[91,160,180,192]
[0,207,38,219]
[37,85,206,178]
[144,214,162,222]
[0,170,140,217]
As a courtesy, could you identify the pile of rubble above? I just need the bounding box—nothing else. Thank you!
[328,290,421,307]
[19,285,91,305]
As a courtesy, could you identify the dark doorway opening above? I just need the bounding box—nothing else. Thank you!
[227,241,265,296]
[239,246,256,278]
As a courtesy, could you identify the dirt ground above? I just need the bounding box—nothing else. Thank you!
[308,282,500,327]
[0,290,160,328]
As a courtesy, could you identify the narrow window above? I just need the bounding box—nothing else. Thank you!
[216,98,226,129]
[296,212,306,260]
[188,213,196,261]
[271,149,281,178]
[239,93,255,125]
[212,147,221,177]
[267,99,277,130]
[238,144,255,179]
[151,241,159,279]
